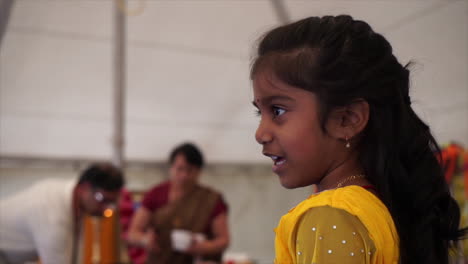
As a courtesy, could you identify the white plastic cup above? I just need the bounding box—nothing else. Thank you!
[171,229,192,251]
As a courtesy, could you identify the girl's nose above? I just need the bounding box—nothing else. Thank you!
[255,119,273,145]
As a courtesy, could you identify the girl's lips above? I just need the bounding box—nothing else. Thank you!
[263,153,287,173]
[272,156,286,173]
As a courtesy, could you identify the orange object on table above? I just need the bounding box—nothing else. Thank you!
[82,209,120,264]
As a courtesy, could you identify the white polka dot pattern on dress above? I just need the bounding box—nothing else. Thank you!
[293,206,377,263]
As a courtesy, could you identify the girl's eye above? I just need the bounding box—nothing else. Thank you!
[272,106,286,117]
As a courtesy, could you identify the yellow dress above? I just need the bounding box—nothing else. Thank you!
[274,186,399,264]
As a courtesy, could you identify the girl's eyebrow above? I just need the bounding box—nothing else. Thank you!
[252,95,295,108]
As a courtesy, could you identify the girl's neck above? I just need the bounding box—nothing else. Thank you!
[316,152,367,192]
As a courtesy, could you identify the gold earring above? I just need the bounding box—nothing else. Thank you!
[345,136,351,148]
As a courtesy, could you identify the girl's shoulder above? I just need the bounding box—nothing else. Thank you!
[275,186,399,263]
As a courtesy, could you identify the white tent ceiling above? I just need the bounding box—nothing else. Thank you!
[1,0,467,163]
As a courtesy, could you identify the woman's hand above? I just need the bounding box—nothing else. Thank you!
[185,213,229,256]
[142,229,160,253]
[185,234,206,255]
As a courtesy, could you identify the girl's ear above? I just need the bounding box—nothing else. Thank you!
[325,99,369,142]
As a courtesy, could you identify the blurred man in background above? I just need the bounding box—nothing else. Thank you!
[0,162,124,264]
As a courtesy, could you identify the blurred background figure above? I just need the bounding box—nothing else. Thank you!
[128,143,230,264]
[0,163,124,264]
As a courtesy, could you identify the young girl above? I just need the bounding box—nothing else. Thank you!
[251,15,465,264]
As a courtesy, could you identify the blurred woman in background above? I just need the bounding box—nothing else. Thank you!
[128,142,230,264]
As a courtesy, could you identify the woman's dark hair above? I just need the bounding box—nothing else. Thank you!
[78,162,124,191]
[251,15,465,263]
[169,142,204,168]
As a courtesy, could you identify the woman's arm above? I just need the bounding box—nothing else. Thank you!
[127,206,159,252]
[187,212,230,255]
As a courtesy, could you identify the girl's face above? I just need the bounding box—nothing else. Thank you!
[253,70,341,189]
